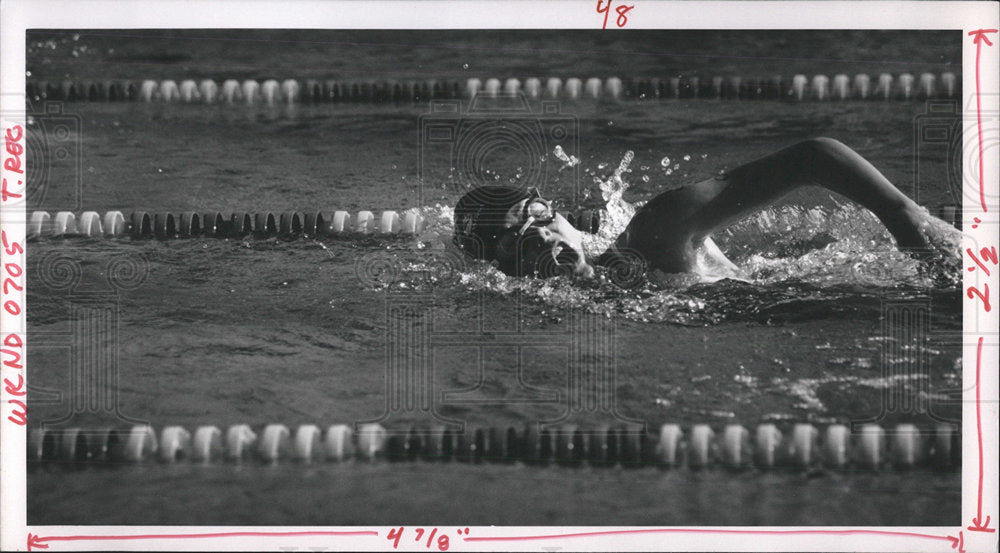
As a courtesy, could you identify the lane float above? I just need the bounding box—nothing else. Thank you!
[26,73,960,104]
[27,422,959,472]
[25,208,608,239]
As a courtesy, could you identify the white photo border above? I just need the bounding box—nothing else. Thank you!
[1,1,997,551]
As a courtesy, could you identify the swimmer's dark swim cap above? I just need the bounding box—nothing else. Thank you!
[453,185,532,262]
[455,185,573,277]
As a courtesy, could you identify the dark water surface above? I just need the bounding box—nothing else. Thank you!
[24,30,963,526]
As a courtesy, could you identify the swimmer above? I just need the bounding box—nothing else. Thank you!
[453,138,949,280]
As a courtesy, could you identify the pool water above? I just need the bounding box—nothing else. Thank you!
[23,30,963,527]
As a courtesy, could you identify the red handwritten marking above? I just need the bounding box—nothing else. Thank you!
[465,528,964,550]
[967,247,998,275]
[968,337,995,533]
[969,29,997,212]
[1,122,26,427]
[28,530,378,551]
[596,0,633,29]
[967,283,991,312]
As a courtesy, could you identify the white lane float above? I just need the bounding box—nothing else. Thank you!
[890,423,922,469]
[225,424,258,461]
[379,210,400,234]
[222,79,242,103]
[823,424,850,469]
[139,79,158,102]
[28,211,52,238]
[605,77,623,100]
[191,425,223,462]
[832,74,850,100]
[52,211,79,236]
[656,424,685,468]
[585,77,602,99]
[524,78,541,99]
[117,424,158,462]
[257,423,291,462]
[853,74,871,100]
[483,78,501,98]
[179,79,200,103]
[656,424,684,468]
[261,79,280,106]
[324,424,355,461]
[200,79,219,103]
[102,211,126,237]
[356,423,387,460]
[876,73,894,100]
[330,210,352,234]
[919,73,935,99]
[940,72,957,98]
[355,210,375,233]
[281,79,300,104]
[401,209,423,235]
[856,423,885,470]
[545,77,562,99]
[159,80,180,102]
[466,78,482,99]
[564,77,582,100]
[898,73,915,100]
[293,424,322,462]
[754,423,783,469]
[791,74,808,101]
[811,75,829,101]
[242,79,261,105]
[503,78,521,96]
[78,211,104,237]
[159,426,192,462]
[688,424,716,469]
[786,423,819,469]
[721,424,751,469]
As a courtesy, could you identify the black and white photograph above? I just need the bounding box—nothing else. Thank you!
[1,1,997,551]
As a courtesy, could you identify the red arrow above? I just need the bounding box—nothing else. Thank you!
[947,530,965,552]
[968,336,996,533]
[968,29,997,213]
[28,530,378,551]
[467,528,965,550]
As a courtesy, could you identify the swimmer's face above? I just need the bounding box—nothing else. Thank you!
[494,196,595,279]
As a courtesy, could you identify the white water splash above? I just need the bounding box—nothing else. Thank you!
[581,150,638,258]
[552,145,580,169]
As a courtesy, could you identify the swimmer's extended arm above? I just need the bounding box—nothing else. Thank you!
[600,137,933,274]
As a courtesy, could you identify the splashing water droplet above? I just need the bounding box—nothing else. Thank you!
[660,156,671,167]
[552,145,580,168]
[683,155,691,161]
[462,63,469,70]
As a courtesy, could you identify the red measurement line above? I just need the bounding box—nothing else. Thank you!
[465,528,958,543]
[29,531,378,550]
[969,29,997,212]
[967,336,995,533]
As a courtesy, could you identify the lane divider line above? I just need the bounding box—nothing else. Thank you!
[26,208,606,239]
[26,73,960,104]
[27,422,960,472]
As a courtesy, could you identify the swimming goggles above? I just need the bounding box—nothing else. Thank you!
[510,188,555,236]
